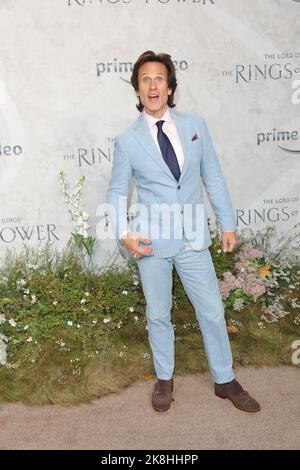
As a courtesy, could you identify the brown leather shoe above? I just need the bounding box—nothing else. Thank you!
[215,379,261,412]
[152,378,174,412]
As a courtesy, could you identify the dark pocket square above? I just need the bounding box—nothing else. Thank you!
[192,133,199,141]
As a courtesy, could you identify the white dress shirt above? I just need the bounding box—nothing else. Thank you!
[143,107,185,171]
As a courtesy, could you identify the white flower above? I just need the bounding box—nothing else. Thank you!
[217,249,222,254]
[85,292,90,297]
[133,280,139,286]
[228,319,242,328]
[53,301,58,306]
[9,319,16,327]
[80,298,86,304]
[103,318,110,324]
[233,298,245,312]
[76,216,84,226]
[31,295,37,304]
[24,325,29,330]
[129,307,134,312]
[76,227,89,238]
[27,337,32,342]
[140,352,151,360]
[122,290,128,295]
[0,315,6,324]
[92,319,97,324]
[290,298,300,309]
[0,334,8,365]
[23,289,30,295]
[59,172,91,239]
[293,315,300,326]
[28,264,38,271]
[67,321,73,326]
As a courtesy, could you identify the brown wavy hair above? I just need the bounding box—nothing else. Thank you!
[130,51,177,112]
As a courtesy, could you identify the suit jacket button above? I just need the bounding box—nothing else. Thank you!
[177,185,181,190]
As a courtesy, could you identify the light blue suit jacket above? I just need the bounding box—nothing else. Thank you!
[106,108,236,258]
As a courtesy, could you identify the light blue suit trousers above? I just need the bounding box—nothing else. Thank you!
[136,231,235,384]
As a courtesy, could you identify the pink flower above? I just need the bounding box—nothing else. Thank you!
[223,271,241,289]
[219,281,231,299]
[245,248,264,259]
[243,280,266,299]
[219,271,241,299]
[235,261,247,271]
[237,246,264,262]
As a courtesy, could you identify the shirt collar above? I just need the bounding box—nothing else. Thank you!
[143,106,173,129]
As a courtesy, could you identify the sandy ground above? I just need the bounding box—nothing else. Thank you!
[0,366,299,450]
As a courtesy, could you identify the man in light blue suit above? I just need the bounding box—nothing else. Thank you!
[106,51,260,413]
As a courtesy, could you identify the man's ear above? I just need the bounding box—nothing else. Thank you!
[168,88,172,96]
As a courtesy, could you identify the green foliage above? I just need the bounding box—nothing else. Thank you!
[209,226,237,279]
[0,244,146,371]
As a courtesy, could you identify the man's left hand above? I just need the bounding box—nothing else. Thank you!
[221,231,240,253]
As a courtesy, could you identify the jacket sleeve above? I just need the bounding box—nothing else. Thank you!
[200,118,237,232]
[106,138,133,242]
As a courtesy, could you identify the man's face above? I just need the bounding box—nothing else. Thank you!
[137,61,172,119]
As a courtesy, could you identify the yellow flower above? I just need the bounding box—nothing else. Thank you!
[259,264,272,277]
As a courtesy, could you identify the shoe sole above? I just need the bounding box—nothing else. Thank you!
[215,392,261,412]
[152,397,175,412]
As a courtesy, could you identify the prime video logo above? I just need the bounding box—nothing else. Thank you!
[68,0,215,5]
[256,128,300,154]
[96,58,189,82]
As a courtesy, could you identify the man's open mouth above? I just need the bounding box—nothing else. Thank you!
[148,93,159,101]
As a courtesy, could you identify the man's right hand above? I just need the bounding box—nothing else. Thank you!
[121,233,153,258]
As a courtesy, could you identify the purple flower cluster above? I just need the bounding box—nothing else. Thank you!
[238,246,264,262]
[218,245,267,303]
[242,279,266,299]
[219,271,241,299]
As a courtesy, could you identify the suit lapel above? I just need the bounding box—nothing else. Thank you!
[171,109,192,182]
[133,114,174,179]
[132,110,192,182]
